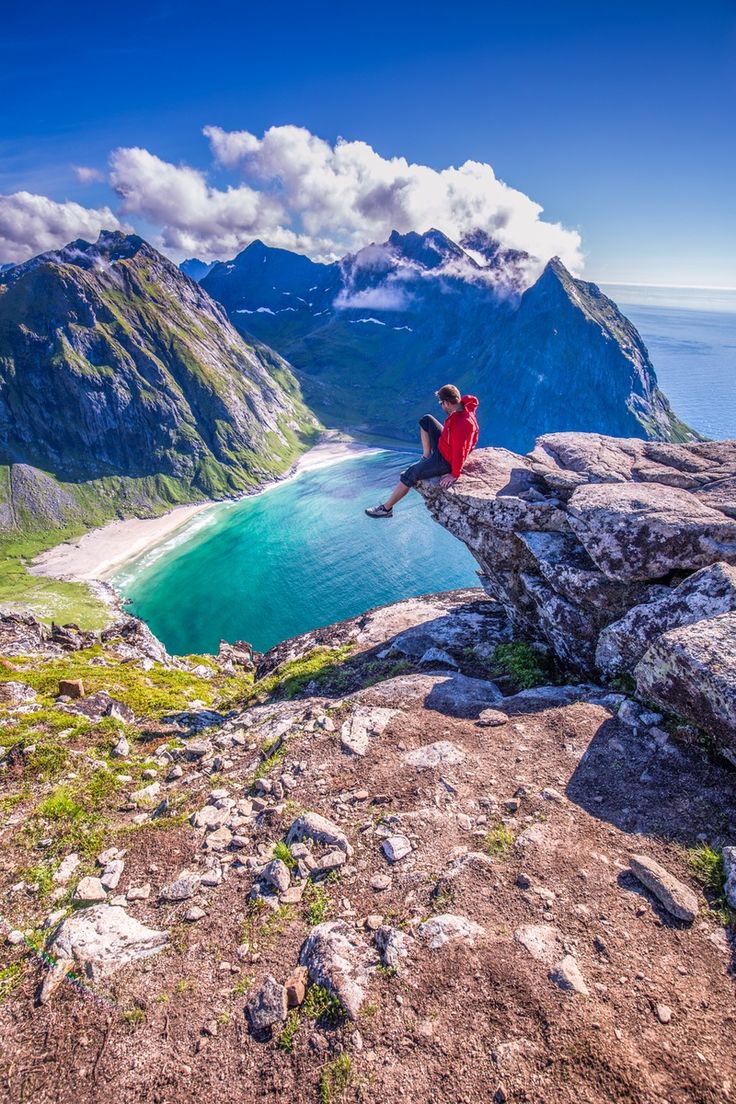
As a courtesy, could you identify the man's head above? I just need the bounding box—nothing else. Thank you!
[435,384,462,412]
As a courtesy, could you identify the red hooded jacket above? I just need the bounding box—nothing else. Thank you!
[438,395,479,478]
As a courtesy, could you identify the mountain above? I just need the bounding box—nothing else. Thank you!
[202,229,694,451]
[0,232,318,530]
[179,258,215,282]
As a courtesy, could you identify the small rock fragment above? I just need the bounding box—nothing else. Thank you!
[246,975,288,1039]
[549,955,589,996]
[655,1003,672,1024]
[127,884,152,901]
[160,871,200,901]
[111,735,130,759]
[418,914,485,950]
[261,859,291,894]
[299,921,372,1020]
[285,965,308,1008]
[53,853,80,885]
[477,708,508,727]
[59,679,84,699]
[184,906,206,922]
[74,877,107,904]
[382,836,412,863]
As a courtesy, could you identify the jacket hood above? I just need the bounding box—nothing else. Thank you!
[461,394,479,413]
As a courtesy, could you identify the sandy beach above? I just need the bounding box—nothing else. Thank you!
[29,439,382,585]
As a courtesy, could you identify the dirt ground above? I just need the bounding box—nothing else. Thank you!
[1,671,735,1104]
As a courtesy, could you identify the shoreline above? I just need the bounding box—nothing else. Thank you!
[30,438,383,586]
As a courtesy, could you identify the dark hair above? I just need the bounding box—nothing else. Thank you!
[435,384,461,405]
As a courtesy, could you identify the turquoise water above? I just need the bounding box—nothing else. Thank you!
[602,285,736,441]
[112,450,478,655]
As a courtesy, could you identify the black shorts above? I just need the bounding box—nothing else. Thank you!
[400,415,452,487]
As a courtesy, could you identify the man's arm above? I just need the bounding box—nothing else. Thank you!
[440,420,474,487]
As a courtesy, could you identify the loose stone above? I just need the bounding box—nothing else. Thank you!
[382,836,412,863]
[628,854,699,922]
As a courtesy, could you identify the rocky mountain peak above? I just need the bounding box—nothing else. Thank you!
[385,227,470,269]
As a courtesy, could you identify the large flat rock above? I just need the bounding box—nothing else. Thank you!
[568,483,736,582]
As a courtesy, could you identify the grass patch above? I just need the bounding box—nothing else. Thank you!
[688,844,735,926]
[232,975,254,996]
[491,642,552,691]
[304,883,331,926]
[21,862,55,896]
[36,786,84,823]
[0,531,111,630]
[252,646,353,701]
[241,901,294,950]
[484,824,514,857]
[272,841,297,870]
[302,983,345,1026]
[0,963,23,1002]
[277,1010,301,1053]
[318,1054,353,1104]
[121,1005,146,1029]
[0,647,256,721]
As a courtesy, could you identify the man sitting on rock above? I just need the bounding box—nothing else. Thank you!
[365,385,479,518]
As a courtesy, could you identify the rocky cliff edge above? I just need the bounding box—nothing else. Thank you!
[418,432,736,757]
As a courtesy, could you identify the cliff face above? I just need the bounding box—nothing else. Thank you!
[202,230,693,451]
[418,432,736,752]
[0,232,318,529]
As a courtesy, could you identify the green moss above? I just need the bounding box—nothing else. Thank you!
[491,642,552,691]
[253,646,353,701]
[0,647,250,720]
[688,845,734,926]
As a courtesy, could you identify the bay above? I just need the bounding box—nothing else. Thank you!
[112,450,478,655]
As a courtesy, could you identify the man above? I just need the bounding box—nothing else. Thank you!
[365,385,479,518]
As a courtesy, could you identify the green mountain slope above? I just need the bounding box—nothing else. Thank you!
[0,232,319,533]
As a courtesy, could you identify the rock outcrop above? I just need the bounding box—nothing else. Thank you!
[419,432,736,752]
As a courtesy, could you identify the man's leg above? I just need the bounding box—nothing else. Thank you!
[383,481,411,510]
[418,415,443,458]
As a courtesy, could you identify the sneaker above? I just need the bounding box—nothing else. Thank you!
[365,503,393,518]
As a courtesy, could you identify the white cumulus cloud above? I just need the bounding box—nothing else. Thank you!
[108,146,301,262]
[73,165,105,184]
[0,192,124,264]
[203,124,583,273]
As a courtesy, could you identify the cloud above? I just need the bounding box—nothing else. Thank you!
[73,165,105,184]
[203,124,583,273]
[108,145,305,262]
[334,283,413,311]
[1,126,584,279]
[0,191,123,264]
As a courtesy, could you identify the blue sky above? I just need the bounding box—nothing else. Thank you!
[2,0,734,286]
